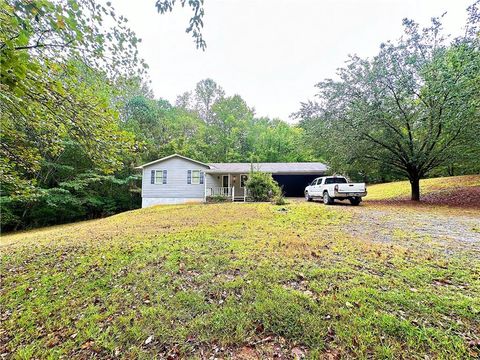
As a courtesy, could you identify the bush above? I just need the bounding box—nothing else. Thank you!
[272,191,287,205]
[245,172,281,202]
[207,195,229,203]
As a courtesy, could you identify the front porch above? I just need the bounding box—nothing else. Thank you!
[204,173,249,202]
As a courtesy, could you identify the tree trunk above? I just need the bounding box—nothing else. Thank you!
[410,176,420,201]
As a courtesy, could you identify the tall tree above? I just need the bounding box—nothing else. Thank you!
[194,78,225,123]
[207,95,254,161]
[298,4,480,200]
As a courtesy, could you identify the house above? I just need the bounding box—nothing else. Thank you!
[135,154,328,207]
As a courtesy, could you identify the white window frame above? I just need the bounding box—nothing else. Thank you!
[154,170,164,185]
[191,169,201,185]
[240,174,248,188]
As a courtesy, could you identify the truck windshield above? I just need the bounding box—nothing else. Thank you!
[325,177,347,184]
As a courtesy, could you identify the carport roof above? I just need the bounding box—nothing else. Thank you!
[206,162,328,174]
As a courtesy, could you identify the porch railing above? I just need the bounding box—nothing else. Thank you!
[206,187,251,202]
[206,187,233,198]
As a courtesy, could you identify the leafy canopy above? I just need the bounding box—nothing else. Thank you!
[298,3,480,200]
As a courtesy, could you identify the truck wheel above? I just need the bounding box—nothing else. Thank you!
[323,191,333,205]
[349,197,361,206]
[305,191,312,202]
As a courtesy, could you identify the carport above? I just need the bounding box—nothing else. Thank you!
[273,174,320,197]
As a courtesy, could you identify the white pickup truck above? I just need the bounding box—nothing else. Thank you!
[305,176,367,205]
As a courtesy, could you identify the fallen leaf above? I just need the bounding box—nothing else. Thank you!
[144,335,154,345]
[323,349,341,360]
[468,339,480,348]
[81,341,95,350]
[291,347,306,359]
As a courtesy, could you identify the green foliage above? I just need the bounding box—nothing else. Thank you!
[272,192,287,206]
[245,172,281,202]
[174,80,314,163]
[206,195,229,203]
[155,0,206,50]
[298,4,480,199]
[0,0,314,231]
[0,0,148,230]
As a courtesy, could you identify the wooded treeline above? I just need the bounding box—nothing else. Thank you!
[1,0,479,230]
[0,1,312,231]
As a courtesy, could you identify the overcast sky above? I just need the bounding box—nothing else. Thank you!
[113,0,473,121]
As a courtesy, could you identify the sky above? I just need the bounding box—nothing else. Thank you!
[113,0,473,122]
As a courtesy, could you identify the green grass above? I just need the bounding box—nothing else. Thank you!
[366,174,480,200]
[1,192,480,358]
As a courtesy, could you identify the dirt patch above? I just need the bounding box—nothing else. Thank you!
[341,206,480,257]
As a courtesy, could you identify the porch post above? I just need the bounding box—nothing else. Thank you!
[204,172,207,202]
[232,184,235,201]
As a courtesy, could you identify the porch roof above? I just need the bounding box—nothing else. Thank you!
[206,162,328,175]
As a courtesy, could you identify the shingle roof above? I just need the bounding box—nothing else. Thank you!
[135,154,328,174]
[206,162,328,174]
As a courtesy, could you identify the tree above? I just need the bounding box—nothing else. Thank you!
[207,95,254,161]
[194,78,225,123]
[298,4,480,200]
[249,118,313,162]
[0,1,144,193]
[0,0,148,230]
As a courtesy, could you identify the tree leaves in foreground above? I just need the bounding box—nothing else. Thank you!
[298,3,480,200]
[1,0,145,192]
[0,0,146,229]
[155,0,206,50]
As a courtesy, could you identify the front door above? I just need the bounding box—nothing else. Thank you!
[222,175,229,188]
[222,175,229,195]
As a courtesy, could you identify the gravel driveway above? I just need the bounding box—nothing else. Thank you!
[330,202,480,258]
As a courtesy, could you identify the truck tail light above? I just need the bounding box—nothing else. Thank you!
[334,184,338,192]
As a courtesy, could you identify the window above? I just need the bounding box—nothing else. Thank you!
[187,170,204,184]
[191,170,201,184]
[325,177,347,185]
[240,174,248,188]
[155,170,164,184]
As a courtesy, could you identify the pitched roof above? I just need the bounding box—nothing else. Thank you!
[135,154,210,169]
[206,162,328,174]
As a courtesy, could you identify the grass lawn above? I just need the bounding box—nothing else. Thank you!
[1,177,480,359]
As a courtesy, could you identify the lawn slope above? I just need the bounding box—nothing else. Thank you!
[366,174,480,208]
[1,198,479,358]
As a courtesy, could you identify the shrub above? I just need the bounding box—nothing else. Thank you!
[245,172,281,202]
[207,195,229,203]
[272,191,287,205]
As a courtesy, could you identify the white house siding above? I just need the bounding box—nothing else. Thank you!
[206,174,221,188]
[141,157,210,207]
